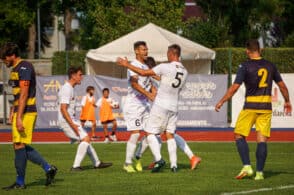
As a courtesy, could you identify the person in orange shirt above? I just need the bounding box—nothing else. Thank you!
[80,86,98,140]
[96,88,119,143]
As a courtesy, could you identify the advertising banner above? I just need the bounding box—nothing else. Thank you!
[36,75,228,128]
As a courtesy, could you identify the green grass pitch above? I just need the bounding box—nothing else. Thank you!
[0,142,293,194]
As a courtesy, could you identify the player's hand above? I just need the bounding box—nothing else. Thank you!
[148,92,156,102]
[16,117,25,132]
[215,101,223,112]
[116,57,128,67]
[284,102,292,116]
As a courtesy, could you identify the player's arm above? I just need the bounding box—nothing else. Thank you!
[60,103,80,136]
[80,96,86,107]
[152,75,161,81]
[8,105,14,124]
[117,57,156,76]
[215,83,240,112]
[276,81,292,115]
[95,98,102,107]
[16,80,30,131]
[130,76,156,101]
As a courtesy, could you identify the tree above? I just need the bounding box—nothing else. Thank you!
[0,0,53,58]
[78,0,185,49]
[195,0,284,47]
[53,0,87,50]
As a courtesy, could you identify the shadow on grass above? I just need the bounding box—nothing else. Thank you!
[142,163,193,172]
[264,170,294,178]
[26,178,64,187]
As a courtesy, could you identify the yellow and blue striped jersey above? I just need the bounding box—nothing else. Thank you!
[8,60,37,113]
[234,57,282,111]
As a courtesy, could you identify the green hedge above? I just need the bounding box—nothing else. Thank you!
[51,48,294,75]
[214,48,294,74]
[52,50,87,75]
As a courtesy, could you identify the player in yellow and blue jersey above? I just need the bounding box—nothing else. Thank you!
[215,39,292,180]
[1,43,57,190]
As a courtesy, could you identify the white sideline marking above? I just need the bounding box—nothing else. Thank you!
[221,184,294,195]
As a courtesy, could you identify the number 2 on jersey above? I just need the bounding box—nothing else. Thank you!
[258,68,268,88]
[172,72,184,88]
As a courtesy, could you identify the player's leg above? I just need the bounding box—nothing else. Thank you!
[234,110,256,179]
[22,113,57,186]
[109,120,118,141]
[123,105,146,172]
[174,133,201,170]
[254,113,271,180]
[124,130,140,172]
[166,132,177,172]
[135,135,148,160]
[102,122,110,143]
[2,142,28,190]
[145,106,167,172]
[3,113,56,190]
[71,123,112,170]
[91,120,98,139]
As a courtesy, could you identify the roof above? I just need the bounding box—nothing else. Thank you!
[86,23,215,62]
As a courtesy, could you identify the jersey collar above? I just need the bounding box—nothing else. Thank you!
[12,59,22,68]
[250,57,262,60]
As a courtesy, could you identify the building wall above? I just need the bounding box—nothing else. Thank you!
[42,16,66,58]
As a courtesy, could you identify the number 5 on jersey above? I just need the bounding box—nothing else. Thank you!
[172,72,184,88]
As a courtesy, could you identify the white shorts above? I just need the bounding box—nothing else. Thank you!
[59,120,88,142]
[145,104,177,134]
[123,100,150,131]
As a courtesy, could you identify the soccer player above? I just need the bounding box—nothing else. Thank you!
[117,44,188,173]
[215,39,292,180]
[96,88,119,143]
[80,86,98,140]
[135,56,201,170]
[58,66,112,171]
[1,43,57,190]
[122,41,156,173]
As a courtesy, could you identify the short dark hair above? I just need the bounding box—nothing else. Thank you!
[86,86,95,92]
[1,42,20,59]
[134,41,146,50]
[145,57,156,69]
[246,39,260,52]
[102,88,109,93]
[68,66,83,79]
[168,44,181,57]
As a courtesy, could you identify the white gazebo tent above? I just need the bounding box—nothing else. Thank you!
[86,23,215,78]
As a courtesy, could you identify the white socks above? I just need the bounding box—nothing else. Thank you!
[125,133,140,164]
[167,138,177,168]
[147,134,162,162]
[87,144,101,167]
[174,134,194,159]
[135,136,149,158]
[73,141,89,168]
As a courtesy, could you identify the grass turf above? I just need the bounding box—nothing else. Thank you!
[0,142,293,195]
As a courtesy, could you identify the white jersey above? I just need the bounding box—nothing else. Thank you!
[126,59,151,105]
[58,82,76,123]
[81,94,95,106]
[152,61,188,112]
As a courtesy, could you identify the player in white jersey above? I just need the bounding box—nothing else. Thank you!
[123,41,157,173]
[117,44,188,172]
[58,66,112,171]
[135,57,201,171]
